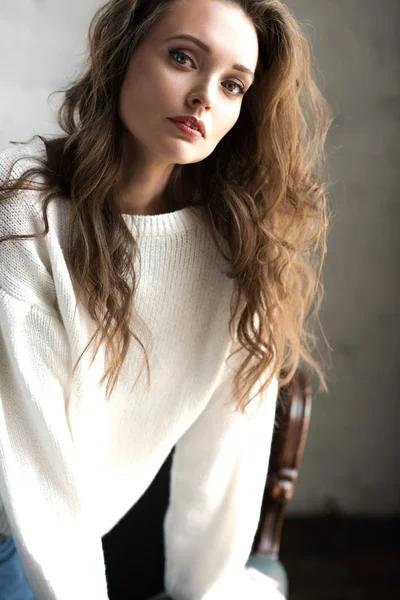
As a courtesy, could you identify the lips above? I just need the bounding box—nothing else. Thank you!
[169,116,206,138]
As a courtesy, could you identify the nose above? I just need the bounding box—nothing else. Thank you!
[186,81,215,111]
[186,92,213,111]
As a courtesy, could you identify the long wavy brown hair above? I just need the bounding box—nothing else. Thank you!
[0,0,333,413]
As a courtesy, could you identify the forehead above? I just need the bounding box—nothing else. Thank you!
[148,0,259,70]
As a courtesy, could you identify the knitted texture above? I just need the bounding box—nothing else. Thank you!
[0,140,278,600]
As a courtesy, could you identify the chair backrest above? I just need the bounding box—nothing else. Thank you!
[251,370,312,558]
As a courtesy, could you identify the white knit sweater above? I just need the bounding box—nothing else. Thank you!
[0,139,279,600]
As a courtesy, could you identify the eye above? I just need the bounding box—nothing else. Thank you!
[168,49,195,68]
[222,81,246,96]
[168,49,246,97]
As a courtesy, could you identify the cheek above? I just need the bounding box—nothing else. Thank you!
[119,54,174,127]
[120,66,158,120]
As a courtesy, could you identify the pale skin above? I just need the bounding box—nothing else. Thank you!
[117,0,259,215]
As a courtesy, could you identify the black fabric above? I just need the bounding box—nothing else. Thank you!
[102,450,175,600]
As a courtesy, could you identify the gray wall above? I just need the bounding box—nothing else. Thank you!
[0,0,399,515]
[285,0,400,516]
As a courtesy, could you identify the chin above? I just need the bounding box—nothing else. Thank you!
[179,155,210,166]
[164,147,209,166]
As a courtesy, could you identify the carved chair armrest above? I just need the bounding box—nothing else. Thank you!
[251,370,312,559]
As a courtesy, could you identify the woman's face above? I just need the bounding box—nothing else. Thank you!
[118,0,259,166]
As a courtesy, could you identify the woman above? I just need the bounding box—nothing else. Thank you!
[0,0,332,598]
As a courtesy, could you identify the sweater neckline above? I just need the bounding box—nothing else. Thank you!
[121,205,204,236]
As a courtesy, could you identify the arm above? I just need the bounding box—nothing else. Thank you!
[0,290,109,599]
[163,366,279,600]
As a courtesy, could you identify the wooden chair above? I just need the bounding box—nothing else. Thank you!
[102,370,312,600]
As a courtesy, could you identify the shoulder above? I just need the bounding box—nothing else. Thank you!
[0,138,69,308]
[0,138,46,183]
[0,136,70,236]
[0,138,50,227]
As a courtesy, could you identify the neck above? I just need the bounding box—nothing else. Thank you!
[117,134,180,216]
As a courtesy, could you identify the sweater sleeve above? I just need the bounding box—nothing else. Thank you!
[0,289,109,599]
[163,365,279,600]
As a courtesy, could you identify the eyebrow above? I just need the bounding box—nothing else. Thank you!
[165,34,255,82]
